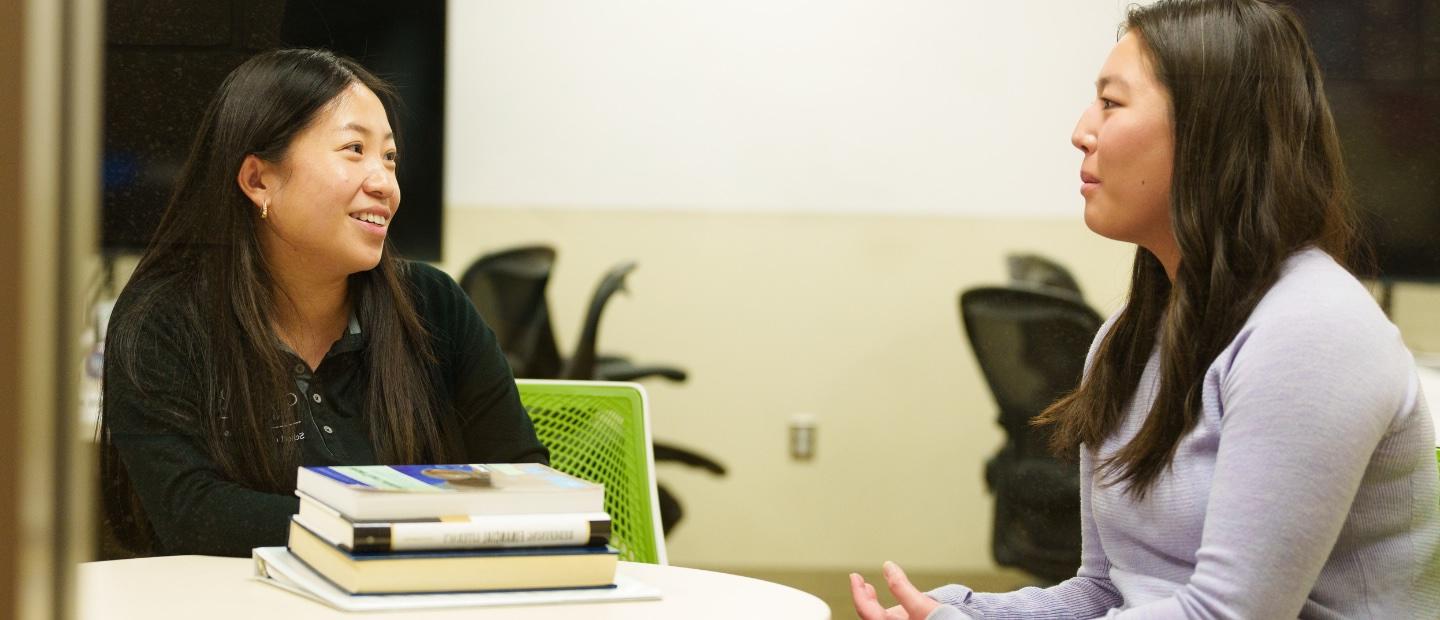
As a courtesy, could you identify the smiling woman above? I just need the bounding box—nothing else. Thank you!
[98,49,548,558]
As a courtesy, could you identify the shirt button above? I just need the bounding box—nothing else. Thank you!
[312,393,322,403]
[323,425,334,434]
[294,364,305,374]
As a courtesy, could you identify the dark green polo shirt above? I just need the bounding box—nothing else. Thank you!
[104,261,548,557]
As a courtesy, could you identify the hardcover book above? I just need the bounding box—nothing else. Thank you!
[286,519,618,594]
[252,546,661,611]
[294,491,611,552]
[294,463,603,520]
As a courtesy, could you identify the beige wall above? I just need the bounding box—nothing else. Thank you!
[1393,287,1440,354]
[438,207,1123,572]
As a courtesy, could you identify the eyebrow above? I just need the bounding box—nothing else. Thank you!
[340,122,394,141]
[1096,75,1132,92]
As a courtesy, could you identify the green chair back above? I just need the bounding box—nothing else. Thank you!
[516,380,666,565]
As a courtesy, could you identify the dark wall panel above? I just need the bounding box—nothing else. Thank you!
[104,0,444,261]
[1286,0,1440,282]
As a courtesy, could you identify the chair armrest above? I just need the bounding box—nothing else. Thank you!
[594,358,688,383]
[652,442,726,475]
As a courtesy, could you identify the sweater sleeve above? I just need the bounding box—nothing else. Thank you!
[926,449,1123,619]
[103,316,299,557]
[416,263,549,465]
[1103,308,1412,619]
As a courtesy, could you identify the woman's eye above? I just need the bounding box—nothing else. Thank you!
[1100,98,1118,110]
[345,143,363,154]
[385,151,398,163]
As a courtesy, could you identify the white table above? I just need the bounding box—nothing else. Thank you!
[79,557,831,619]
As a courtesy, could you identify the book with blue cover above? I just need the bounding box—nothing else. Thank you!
[295,463,603,520]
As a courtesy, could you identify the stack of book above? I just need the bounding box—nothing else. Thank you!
[286,463,618,595]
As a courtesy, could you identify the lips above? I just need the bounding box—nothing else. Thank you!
[1080,170,1101,197]
[348,206,391,229]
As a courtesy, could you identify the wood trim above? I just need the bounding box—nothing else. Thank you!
[2,0,102,618]
[0,0,23,614]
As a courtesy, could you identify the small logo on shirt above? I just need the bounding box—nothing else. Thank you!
[273,419,304,444]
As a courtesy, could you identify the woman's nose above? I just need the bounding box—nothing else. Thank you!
[362,167,395,198]
[1071,107,1097,154]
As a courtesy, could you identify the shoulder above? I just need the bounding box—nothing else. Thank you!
[105,274,207,396]
[1216,248,1414,411]
[108,274,199,354]
[396,260,468,316]
[1241,248,1395,346]
[393,260,487,340]
[1084,308,1124,376]
[398,260,461,297]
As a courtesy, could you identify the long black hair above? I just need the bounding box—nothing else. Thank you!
[100,49,459,555]
[1035,0,1360,498]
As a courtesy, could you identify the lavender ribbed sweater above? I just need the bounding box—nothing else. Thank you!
[929,248,1440,619]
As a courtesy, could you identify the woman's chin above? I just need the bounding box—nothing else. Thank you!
[341,250,385,276]
[1082,204,1109,238]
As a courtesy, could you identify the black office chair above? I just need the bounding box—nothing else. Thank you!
[459,247,690,384]
[1006,253,1085,302]
[959,285,1102,583]
[459,247,724,534]
[563,261,687,383]
[457,245,564,379]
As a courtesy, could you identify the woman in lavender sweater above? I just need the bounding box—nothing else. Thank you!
[851,1,1439,618]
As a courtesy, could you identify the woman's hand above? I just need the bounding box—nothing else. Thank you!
[850,561,940,620]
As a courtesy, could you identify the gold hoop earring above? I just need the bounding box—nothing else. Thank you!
[261,200,269,220]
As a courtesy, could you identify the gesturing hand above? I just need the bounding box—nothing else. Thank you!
[849,561,940,620]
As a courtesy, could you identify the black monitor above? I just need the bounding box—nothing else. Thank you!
[1285,0,1440,282]
[103,0,445,261]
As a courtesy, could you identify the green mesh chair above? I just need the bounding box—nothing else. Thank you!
[516,380,666,565]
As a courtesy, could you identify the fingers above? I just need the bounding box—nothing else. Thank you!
[883,561,939,619]
[850,573,889,620]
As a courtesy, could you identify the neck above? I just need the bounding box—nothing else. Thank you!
[267,256,351,366]
[1156,247,1180,282]
[1144,236,1181,282]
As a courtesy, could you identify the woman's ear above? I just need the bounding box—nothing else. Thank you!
[236,154,272,214]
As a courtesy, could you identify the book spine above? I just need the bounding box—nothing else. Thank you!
[355,515,611,552]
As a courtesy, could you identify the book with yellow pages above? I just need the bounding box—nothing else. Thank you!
[294,463,603,520]
[252,546,661,611]
[286,519,618,594]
